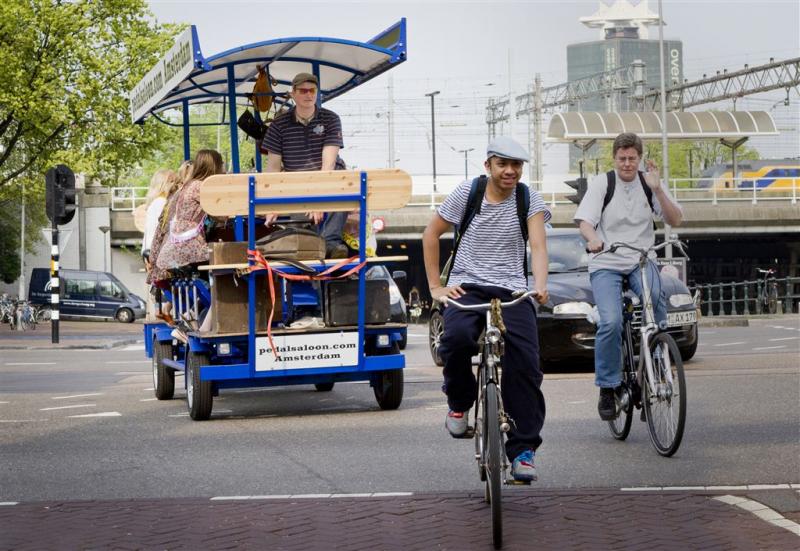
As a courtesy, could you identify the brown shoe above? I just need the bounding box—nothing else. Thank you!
[326,243,349,259]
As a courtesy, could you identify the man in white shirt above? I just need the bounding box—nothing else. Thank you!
[574,132,683,421]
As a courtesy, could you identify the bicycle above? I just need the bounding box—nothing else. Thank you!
[596,240,687,457]
[10,299,37,331]
[756,268,779,315]
[438,289,538,550]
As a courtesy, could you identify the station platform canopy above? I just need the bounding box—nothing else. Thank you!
[130,19,406,124]
[546,111,778,142]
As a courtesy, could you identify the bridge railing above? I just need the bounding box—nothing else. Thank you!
[690,277,800,316]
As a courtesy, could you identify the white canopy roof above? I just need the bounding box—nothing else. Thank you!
[546,111,778,142]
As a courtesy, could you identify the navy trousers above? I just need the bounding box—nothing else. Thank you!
[439,284,546,460]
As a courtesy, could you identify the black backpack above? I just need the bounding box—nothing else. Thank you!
[441,176,530,285]
[600,170,657,230]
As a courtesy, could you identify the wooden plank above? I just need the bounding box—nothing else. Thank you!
[198,255,409,272]
[200,168,412,217]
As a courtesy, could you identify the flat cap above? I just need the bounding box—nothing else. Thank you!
[292,72,318,87]
[486,136,529,163]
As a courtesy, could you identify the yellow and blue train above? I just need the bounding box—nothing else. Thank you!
[698,160,800,190]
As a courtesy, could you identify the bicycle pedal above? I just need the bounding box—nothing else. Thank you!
[505,479,531,486]
[450,426,475,439]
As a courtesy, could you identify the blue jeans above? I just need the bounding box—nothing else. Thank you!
[590,262,667,388]
[320,211,348,249]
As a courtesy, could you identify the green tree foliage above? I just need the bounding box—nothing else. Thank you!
[0,0,181,282]
[593,136,761,183]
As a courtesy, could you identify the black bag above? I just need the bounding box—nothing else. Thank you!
[237,109,266,140]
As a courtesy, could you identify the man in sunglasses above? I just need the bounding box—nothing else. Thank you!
[574,132,683,421]
[262,72,348,258]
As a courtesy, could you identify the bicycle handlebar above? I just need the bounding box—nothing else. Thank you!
[437,289,538,311]
[590,239,689,260]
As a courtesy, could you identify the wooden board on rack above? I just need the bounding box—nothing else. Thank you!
[197,255,409,272]
[199,168,412,217]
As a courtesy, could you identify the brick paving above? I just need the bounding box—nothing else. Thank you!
[1,489,797,550]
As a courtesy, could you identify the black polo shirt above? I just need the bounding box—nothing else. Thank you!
[260,107,344,172]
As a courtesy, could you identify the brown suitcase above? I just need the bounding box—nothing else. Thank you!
[210,273,282,334]
[256,227,325,260]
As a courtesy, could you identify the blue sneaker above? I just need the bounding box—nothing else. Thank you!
[511,449,537,482]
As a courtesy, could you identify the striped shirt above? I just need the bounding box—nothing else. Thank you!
[438,180,551,292]
[260,107,344,171]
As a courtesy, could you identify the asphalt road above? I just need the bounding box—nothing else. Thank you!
[1,321,798,503]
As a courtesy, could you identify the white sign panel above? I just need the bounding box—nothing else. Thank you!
[255,332,359,372]
[129,27,196,122]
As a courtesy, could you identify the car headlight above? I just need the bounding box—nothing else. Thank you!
[388,283,403,305]
[553,301,594,317]
[669,293,693,308]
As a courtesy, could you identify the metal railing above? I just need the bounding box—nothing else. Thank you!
[690,276,800,316]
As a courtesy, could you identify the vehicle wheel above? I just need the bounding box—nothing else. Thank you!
[767,286,779,315]
[484,382,503,549]
[314,382,334,392]
[609,348,634,440]
[152,337,175,400]
[643,333,686,457]
[397,331,407,350]
[475,368,486,482]
[35,306,51,323]
[371,342,403,410]
[429,309,444,367]
[679,337,698,362]
[186,351,213,421]
[116,308,134,323]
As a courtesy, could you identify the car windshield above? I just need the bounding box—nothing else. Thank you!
[547,233,590,273]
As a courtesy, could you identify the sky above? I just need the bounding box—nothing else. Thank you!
[145,0,800,189]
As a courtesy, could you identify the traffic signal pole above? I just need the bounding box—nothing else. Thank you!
[50,219,59,344]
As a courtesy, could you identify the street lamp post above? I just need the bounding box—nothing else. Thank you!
[425,91,440,194]
[99,226,110,272]
[458,148,475,181]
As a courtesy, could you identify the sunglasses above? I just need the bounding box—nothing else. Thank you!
[294,87,317,95]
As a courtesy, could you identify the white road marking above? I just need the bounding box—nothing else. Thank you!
[0,420,41,423]
[40,404,95,411]
[713,341,746,347]
[407,333,427,337]
[121,345,145,351]
[211,492,413,501]
[140,398,157,402]
[769,337,799,342]
[0,401,9,404]
[567,400,587,405]
[68,412,121,418]
[52,393,102,400]
[106,361,150,364]
[5,362,57,366]
[752,346,787,351]
[621,484,795,491]
[0,502,19,506]
[715,495,800,536]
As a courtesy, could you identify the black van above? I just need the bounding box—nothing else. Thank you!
[29,268,145,323]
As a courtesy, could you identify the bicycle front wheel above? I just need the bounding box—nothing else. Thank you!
[644,333,686,457]
[484,381,503,549]
[608,346,633,440]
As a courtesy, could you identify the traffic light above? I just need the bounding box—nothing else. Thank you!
[45,165,76,226]
[565,177,588,205]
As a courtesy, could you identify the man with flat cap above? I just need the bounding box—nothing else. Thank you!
[422,136,550,482]
[262,72,348,257]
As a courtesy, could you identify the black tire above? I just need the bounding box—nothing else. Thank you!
[475,367,486,482]
[370,342,403,410]
[314,382,334,392]
[152,337,175,400]
[644,333,686,457]
[767,286,779,315]
[186,351,213,421]
[609,346,634,440]
[116,307,134,323]
[397,331,407,350]
[679,337,698,362]
[429,309,444,367]
[485,382,503,549]
[35,306,51,323]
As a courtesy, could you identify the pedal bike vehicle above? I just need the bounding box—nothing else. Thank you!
[597,240,687,457]
[438,289,539,550]
[756,268,779,315]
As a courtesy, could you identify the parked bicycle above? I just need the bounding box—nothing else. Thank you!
[438,289,538,549]
[756,268,779,315]
[9,299,37,331]
[0,293,14,326]
[596,240,687,457]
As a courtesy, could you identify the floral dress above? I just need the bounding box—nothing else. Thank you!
[155,179,209,271]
